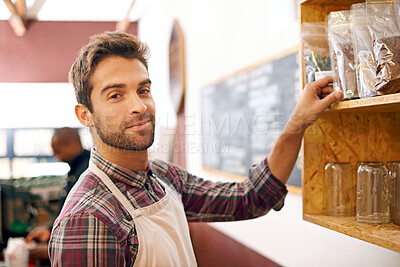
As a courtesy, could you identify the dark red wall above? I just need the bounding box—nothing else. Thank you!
[190,223,281,267]
[0,20,137,82]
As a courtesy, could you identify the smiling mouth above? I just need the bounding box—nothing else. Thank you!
[126,120,151,131]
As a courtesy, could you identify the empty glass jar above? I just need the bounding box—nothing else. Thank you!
[387,161,400,225]
[356,162,390,224]
[324,162,355,216]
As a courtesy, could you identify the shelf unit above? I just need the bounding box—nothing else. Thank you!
[299,0,400,252]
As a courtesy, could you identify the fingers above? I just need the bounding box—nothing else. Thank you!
[319,85,334,99]
[321,86,334,95]
[25,227,51,243]
[304,76,334,98]
[319,91,343,109]
[25,232,36,242]
[312,76,333,88]
[294,76,341,127]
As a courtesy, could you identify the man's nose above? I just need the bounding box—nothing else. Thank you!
[129,94,148,114]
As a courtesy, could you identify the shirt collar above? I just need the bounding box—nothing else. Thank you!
[90,148,153,188]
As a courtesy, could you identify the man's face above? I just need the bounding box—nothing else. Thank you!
[89,56,155,151]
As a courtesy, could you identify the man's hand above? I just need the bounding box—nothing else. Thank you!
[25,226,51,243]
[290,76,342,131]
[268,76,342,184]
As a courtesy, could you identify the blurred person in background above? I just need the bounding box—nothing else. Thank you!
[51,127,91,206]
[25,127,90,262]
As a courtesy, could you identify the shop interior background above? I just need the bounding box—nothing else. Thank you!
[1,0,400,266]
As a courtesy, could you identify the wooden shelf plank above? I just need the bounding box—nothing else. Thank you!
[327,93,400,112]
[300,0,362,5]
[304,214,400,252]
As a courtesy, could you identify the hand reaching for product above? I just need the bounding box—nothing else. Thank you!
[268,76,343,184]
[290,76,342,130]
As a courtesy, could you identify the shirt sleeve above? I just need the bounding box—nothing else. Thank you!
[181,158,288,222]
[49,212,126,266]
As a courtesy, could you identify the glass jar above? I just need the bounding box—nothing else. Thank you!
[356,162,390,224]
[324,162,355,216]
[387,161,400,225]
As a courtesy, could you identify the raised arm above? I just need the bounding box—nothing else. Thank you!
[268,76,342,184]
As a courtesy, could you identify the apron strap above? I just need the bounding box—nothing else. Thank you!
[89,161,136,219]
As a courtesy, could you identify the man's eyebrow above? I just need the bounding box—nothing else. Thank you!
[139,79,152,86]
[100,79,151,94]
[100,83,125,94]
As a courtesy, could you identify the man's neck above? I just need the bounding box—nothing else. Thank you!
[95,143,149,171]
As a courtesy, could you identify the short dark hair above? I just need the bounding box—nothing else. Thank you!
[69,31,150,112]
[53,127,82,147]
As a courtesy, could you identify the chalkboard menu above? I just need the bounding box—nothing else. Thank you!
[201,49,302,187]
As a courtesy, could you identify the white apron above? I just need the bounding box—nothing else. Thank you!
[89,162,197,267]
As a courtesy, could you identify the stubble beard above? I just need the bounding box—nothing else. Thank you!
[92,113,155,151]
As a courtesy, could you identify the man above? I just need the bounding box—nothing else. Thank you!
[26,127,90,261]
[48,31,342,266]
[50,127,91,205]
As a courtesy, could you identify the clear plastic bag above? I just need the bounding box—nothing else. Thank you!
[350,3,379,98]
[328,10,358,99]
[366,0,400,94]
[301,22,332,83]
[395,0,400,31]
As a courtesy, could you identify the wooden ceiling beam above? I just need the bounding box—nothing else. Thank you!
[116,0,136,32]
[15,0,26,17]
[4,0,27,36]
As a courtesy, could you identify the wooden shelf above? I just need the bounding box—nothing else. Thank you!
[300,0,361,5]
[304,214,400,252]
[328,93,400,112]
[300,0,400,253]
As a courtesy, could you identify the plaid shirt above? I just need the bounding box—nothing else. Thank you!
[49,149,287,266]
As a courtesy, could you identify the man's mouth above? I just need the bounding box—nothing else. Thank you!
[126,119,151,131]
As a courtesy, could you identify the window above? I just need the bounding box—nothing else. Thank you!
[14,129,54,156]
[0,127,90,179]
[0,158,11,179]
[0,130,6,156]
[11,157,37,178]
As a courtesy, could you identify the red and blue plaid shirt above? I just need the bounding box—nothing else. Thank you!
[49,149,287,266]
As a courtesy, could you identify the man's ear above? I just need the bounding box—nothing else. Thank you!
[75,104,93,127]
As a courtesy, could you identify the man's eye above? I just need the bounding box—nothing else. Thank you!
[110,94,120,99]
[139,89,150,94]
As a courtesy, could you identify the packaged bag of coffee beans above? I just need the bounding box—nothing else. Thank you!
[328,10,358,99]
[366,0,400,94]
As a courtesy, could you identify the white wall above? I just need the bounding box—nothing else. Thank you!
[138,0,400,266]
[0,83,81,128]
